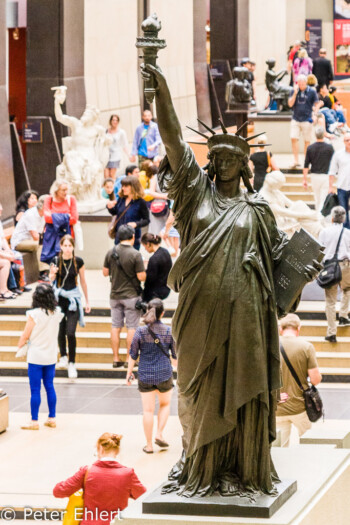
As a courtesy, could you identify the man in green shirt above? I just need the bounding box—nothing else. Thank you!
[276,313,322,447]
[103,225,146,368]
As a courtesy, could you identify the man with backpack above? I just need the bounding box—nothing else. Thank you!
[103,225,146,368]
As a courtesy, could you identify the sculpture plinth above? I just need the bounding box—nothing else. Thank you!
[142,479,297,519]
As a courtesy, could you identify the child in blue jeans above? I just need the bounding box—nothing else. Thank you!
[16,284,63,430]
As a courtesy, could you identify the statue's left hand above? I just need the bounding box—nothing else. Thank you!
[304,259,323,282]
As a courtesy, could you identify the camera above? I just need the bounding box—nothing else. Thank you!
[135,299,147,313]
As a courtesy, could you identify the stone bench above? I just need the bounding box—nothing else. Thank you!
[0,393,9,434]
[4,226,39,284]
[300,420,350,449]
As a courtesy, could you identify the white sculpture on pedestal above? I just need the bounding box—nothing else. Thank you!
[52,86,112,213]
[260,171,324,239]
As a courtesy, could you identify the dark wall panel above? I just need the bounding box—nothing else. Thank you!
[0,1,16,219]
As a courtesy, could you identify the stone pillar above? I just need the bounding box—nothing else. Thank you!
[0,0,16,219]
[193,0,211,128]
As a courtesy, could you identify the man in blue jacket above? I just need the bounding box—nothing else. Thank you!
[130,110,162,166]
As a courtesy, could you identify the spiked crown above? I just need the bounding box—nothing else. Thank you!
[186,119,270,157]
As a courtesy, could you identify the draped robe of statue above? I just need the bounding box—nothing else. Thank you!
[159,144,292,498]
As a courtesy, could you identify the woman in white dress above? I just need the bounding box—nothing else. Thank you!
[104,115,129,180]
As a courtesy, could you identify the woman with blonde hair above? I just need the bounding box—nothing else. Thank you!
[53,432,146,524]
[293,48,313,83]
[107,176,149,250]
[41,181,78,268]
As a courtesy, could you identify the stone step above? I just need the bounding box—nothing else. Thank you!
[300,321,350,337]
[0,315,172,332]
[317,352,350,368]
[284,192,315,202]
[281,183,310,193]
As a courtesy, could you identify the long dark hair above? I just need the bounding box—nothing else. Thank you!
[142,298,164,325]
[57,235,78,288]
[32,284,57,314]
[15,190,39,213]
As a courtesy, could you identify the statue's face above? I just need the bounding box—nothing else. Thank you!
[213,150,242,183]
[81,109,96,125]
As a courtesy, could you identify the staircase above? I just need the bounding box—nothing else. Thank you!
[0,168,345,381]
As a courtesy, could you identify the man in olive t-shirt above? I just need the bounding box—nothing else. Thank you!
[103,225,146,368]
[276,313,322,447]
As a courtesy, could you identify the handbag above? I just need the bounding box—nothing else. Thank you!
[108,202,132,240]
[147,326,171,360]
[150,199,169,217]
[316,227,344,289]
[321,193,339,217]
[74,221,84,251]
[62,468,89,525]
[280,343,323,423]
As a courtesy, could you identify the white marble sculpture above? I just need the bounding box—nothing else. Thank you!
[260,171,324,239]
[52,86,112,213]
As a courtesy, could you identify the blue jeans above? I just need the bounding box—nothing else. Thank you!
[28,363,57,421]
[7,268,17,290]
[338,189,350,229]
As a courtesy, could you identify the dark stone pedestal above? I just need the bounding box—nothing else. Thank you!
[142,478,297,519]
[225,103,250,137]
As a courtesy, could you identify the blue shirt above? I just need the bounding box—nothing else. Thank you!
[131,121,161,159]
[138,125,149,157]
[292,87,318,122]
[130,321,176,384]
[113,175,126,200]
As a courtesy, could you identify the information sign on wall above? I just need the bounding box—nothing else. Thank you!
[22,121,43,143]
[305,19,322,60]
[333,0,350,78]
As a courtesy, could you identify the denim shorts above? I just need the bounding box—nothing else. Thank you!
[106,160,120,169]
[138,377,174,393]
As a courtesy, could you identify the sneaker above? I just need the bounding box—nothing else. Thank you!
[57,355,68,368]
[68,362,78,379]
[325,335,337,343]
[339,317,350,326]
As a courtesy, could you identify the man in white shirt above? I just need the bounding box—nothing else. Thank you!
[329,133,350,228]
[319,206,350,342]
[11,196,48,273]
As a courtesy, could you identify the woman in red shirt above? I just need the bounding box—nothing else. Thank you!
[44,181,78,228]
[41,182,79,271]
[53,433,146,524]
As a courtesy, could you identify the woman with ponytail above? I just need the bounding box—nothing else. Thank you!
[127,299,177,453]
[49,234,90,379]
[53,432,146,523]
[141,233,172,302]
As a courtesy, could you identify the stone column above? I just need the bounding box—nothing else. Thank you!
[193,0,211,128]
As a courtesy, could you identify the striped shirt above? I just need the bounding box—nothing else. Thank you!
[130,321,176,384]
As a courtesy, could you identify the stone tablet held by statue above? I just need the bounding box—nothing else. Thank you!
[274,228,324,313]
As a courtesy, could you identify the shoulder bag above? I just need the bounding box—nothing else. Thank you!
[147,326,171,360]
[150,199,169,217]
[62,467,89,525]
[316,227,344,289]
[108,201,132,240]
[280,343,323,422]
[111,247,142,296]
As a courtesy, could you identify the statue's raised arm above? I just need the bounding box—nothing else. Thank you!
[141,64,187,173]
